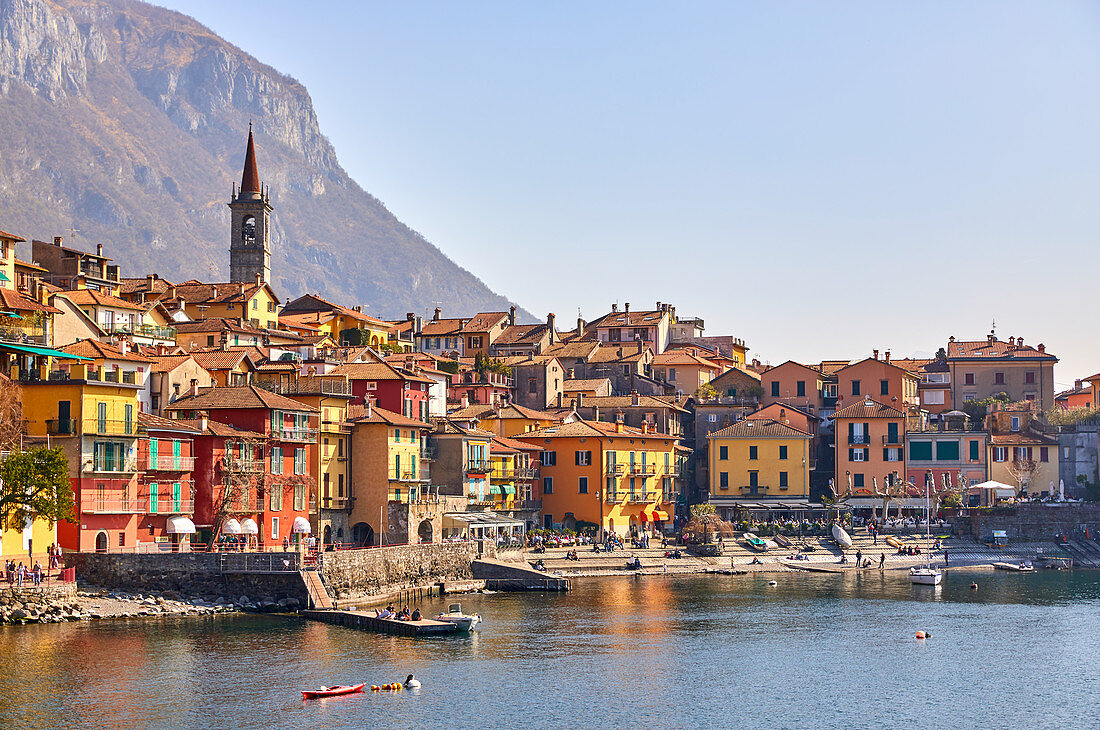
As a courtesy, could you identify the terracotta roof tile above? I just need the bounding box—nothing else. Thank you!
[832,397,905,419]
[947,338,1056,361]
[60,339,155,363]
[165,384,318,413]
[347,403,430,428]
[708,418,809,439]
[460,312,509,333]
[56,289,143,311]
[0,288,61,314]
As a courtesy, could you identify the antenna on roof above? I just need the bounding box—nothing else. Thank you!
[70,223,79,247]
[991,317,996,336]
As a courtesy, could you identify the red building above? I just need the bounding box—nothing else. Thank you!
[449,368,514,407]
[331,361,433,420]
[136,414,200,549]
[166,385,318,547]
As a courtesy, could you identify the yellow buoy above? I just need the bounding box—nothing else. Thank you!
[371,685,380,692]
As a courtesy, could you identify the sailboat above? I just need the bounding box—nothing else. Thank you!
[910,476,942,586]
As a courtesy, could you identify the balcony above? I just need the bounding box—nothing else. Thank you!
[142,455,196,471]
[46,418,78,436]
[93,370,139,385]
[882,434,904,446]
[663,465,681,477]
[510,499,542,511]
[221,456,263,473]
[146,497,195,515]
[465,459,492,474]
[492,467,540,481]
[607,491,654,503]
[106,323,177,341]
[605,464,626,476]
[848,434,871,445]
[89,457,140,474]
[629,464,657,476]
[0,323,46,346]
[269,427,318,442]
[83,498,146,514]
[320,496,350,510]
[395,470,428,483]
[389,489,443,505]
[83,419,138,436]
[256,378,350,396]
[420,445,437,461]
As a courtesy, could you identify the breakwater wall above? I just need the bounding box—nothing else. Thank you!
[957,503,1100,541]
[66,552,309,604]
[319,543,488,600]
[0,583,80,624]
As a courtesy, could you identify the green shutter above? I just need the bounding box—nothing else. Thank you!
[969,440,979,461]
[149,483,158,513]
[149,438,158,467]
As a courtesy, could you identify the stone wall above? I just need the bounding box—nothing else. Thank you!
[67,552,308,603]
[320,542,482,599]
[958,503,1100,541]
[0,583,81,623]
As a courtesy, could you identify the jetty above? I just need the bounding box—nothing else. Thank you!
[300,609,459,636]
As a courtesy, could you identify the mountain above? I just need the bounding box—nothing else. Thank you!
[0,0,531,320]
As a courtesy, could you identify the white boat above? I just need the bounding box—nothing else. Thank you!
[993,561,1035,573]
[831,523,853,550]
[435,602,481,631]
[910,479,943,586]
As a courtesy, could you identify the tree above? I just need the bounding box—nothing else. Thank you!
[934,347,947,364]
[0,376,23,452]
[1006,458,1039,493]
[695,382,718,401]
[0,447,75,530]
[961,392,1010,427]
[690,503,715,521]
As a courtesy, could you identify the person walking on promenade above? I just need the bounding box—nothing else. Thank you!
[943,550,949,568]
[32,562,41,586]
[16,562,24,588]
[856,549,863,567]
[879,553,886,569]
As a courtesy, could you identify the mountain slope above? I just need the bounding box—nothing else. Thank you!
[0,0,530,319]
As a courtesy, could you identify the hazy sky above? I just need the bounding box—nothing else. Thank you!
[160,1,1099,384]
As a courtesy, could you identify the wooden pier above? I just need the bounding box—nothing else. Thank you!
[300,609,459,636]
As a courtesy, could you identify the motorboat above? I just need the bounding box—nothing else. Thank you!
[743,533,768,552]
[831,523,853,550]
[993,561,1035,572]
[435,602,481,631]
[302,683,365,699]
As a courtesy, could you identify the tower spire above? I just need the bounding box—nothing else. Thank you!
[240,124,261,195]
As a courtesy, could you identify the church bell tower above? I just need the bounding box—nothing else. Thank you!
[228,123,273,283]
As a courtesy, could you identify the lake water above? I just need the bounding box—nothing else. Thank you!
[1,570,1098,729]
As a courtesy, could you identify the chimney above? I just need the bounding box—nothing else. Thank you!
[1038,343,1045,353]
[406,312,415,321]
[433,307,442,321]
[172,382,181,396]
[987,333,996,343]
[120,340,129,356]
[615,411,625,432]
[570,398,576,410]
[631,390,640,407]
[1017,337,1024,347]
[211,285,219,300]
[884,351,890,363]
[656,301,662,310]
[624,302,630,315]
[365,398,372,418]
[576,392,583,409]
[873,349,879,360]
[53,236,63,247]
[568,368,575,379]
[577,317,585,334]
[637,339,644,354]
[189,378,199,397]
[1008,336,1016,346]
[198,410,208,432]
[354,305,362,313]
[414,316,423,334]
[461,395,469,409]
[556,392,563,408]
[509,306,516,326]
[146,274,154,288]
[547,312,556,334]
[96,244,103,257]
[642,421,650,434]
[1076,379,1083,391]
[611,303,618,313]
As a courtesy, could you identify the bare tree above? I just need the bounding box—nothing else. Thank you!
[0,376,23,452]
[1006,458,1039,494]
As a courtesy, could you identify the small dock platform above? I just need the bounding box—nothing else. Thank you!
[300,609,458,636]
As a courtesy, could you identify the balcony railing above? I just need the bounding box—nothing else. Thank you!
[256,378,350,396]
[269,427,318,442]
[663,465,681,477]
[320,496,350,510]
[511,499,542,510]
[84,498,146,514]
[388,489,443,505]
[629,464,657,476]
[0,323,46,345]
[605,464,626,476]
[106,323,177,341]
[142,455,196,471]
[46,418,78,436]
[882,434,903,446]
[146,497,195,515]
[395,470,428,482]
[607,491,655,503]
[83,419,138,436]
[466,459,492,473]
[420,445,437,461]
[92,370,139,385]
[848,435,871,445]
[221,456,263,472]
[89,457,140,474]
[492,467,541,481]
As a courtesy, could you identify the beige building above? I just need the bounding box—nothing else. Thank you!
[948,334,1058,411]
[986,402,1059,496]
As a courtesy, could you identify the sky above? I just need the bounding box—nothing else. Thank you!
[159,1,1100,385]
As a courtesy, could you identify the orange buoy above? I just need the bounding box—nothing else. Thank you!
[371,685,380,691]
[395,683,402,691]
[915,631,926,639]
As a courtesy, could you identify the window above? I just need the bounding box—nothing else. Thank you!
[149,482,158,513]
[528,378,537,394]
[994,372,1005,385]
[1040,447,1049,463]
[293,483,306,511]
[878,380,888,396]
[852,380,861,396]
[271,516,279,541]
[267,301,275,313]
[993,446,1008,462]
[884,447,901,462]
[779,471,788,488]
[910,441,933,461]
[1025,371,1035,384]
[541,451,556,466]
[578,477,588,494]
[118,532,125,547]
[771,382,780,397]
[668,368,676,381]
[1010,417,1020,432]
[923,390,945,405]
[172,482,181,512]
[394,428,401,442]
[970,440,980,461]
[726,388,737,397]
[1064,446,1071,459]
[851,449,866,462]
[575,450,592,466]
[719,472,728,489]
[252,299,258,310]
[963,393,976,402]
[294,448,306,475]
[887,422,899,444]
[935,441,960,461]
[542,477,553,495]
[271,447,283,475]
[719,445,728,460]
[708,414,718,423]
[779,445,788,460]
[749,445,758,460]
[964,373,975,386]
[853,474,865,488]
[270,482,283,511]
[796,381,805,397]
[748,471,759,487]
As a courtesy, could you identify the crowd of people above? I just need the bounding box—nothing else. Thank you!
[377,604,422,622]
[5,560,44,587]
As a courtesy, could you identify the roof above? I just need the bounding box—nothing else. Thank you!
[562,378,610,392]
[119,276,174,297]
[14,258,46,272]
[280,294,391,327]
[165,384,319,413]
[330,361,434,384]
[542,341,601,360]
[763,360,824,378]
[447,402,562,421]
[166,280,274,306]
[588,309,668,328]
[651,350,720,369]
[491,434,544,453]
[170,418,265,439]
[59,339,155,363]
[434,419,497,438]
[56,289,143,311]
[708,419,810,439]
[587,344,650,364]
[189,350,254,371]
[518,418,667,440]
[138,412,200,434]
[147,354,203,373]
[812,360,851,376]
[173,318,269,338]
[240,126,261,194]
[347,403,430,428]
[575,395,690,413]
[0,230,25,242]
[460,312,509,333]
[832,397,906,419]
[989,431,1058,446]
[835,357,921,378]
[493,324,549,346]
[948,337,1056,361]
[420,318,466,337]
[0,288,61,314]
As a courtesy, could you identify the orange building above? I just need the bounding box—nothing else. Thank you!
[834,354,919,413]
[516,418,678,536]
[833,397,908,498]
[761,361,826,416]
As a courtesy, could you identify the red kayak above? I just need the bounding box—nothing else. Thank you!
[302,683,365,699]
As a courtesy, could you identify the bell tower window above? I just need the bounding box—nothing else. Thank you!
[242,216,256,245]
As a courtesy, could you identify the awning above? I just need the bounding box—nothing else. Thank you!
[166,516,196,534]
[292,516,312,534]
[488,485,502,495]
[653,510,669,521]
[240,518,259,535]
[0,272,10,283]
[0,342,93,360]
[220,518,242,535]
[502,485,516,495]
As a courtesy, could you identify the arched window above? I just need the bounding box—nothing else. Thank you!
[242,215,256,245]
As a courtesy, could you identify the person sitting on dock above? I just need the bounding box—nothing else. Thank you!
[397,606,411,621]
[411,608,422,621]
[378,605,395,619]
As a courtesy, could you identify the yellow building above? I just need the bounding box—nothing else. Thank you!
[488,435,543,510]
[986,403,1059,496]
[448,402,567,438]
[279,294,395,347]
[516,418,678,536]
[0,229,20,290]
[707,419,811,513]
[163,280,281,329]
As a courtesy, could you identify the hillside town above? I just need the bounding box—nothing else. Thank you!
[0,127,1097,562]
